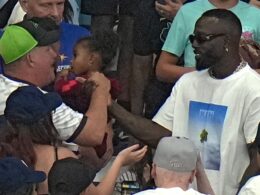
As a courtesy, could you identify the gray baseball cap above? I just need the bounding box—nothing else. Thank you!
[153,136,198,172]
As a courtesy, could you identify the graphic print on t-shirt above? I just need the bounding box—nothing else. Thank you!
[188,101,227,170]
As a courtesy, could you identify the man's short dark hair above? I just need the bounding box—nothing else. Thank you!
[202,9,242,36]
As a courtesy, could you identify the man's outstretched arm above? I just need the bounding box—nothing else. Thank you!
[108,101,171,148]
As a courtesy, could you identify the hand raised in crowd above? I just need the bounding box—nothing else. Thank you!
[195,154,216,195]
[116,144,148,166]
[239,38,260,70]
[155,0,184,20]
[250,0,260,8]
[195,154,204,177]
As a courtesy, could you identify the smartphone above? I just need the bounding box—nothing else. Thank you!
[157,0,166,4]
[121,181,140,195]
[157,0,176,5]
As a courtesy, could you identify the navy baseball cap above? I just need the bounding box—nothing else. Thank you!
[4,86,62,124]
[0,157,46,192]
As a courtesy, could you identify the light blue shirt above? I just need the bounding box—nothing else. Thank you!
[162,0,260,67]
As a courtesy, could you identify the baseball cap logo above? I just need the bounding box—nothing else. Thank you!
[30,21,39,29]
[170,160,183,168]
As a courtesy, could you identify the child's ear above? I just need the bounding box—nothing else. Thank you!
[90,52,102,67]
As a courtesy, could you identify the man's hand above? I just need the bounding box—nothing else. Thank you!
[195,154,204,177]
[250,0,260,8]
[88,72,111,93]
[76,72,111,94]
[155,0,184,20]
[240,39,260,69]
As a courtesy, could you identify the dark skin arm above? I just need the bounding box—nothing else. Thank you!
[238,143,260,192]
[238,124,260,193]
[108,101,171,148]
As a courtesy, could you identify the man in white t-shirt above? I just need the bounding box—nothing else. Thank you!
[134,136,214,195]
[238,175,260,195]
[155,0,260,83]
[0,17,110,147]
[109,9,260,195]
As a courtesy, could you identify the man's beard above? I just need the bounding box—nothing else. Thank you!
[195,57,211,71]
[195,53,217,71]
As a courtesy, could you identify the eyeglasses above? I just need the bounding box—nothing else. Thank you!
[189,33,225,44]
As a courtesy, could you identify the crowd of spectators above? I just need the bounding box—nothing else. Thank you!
[0,0,260,195]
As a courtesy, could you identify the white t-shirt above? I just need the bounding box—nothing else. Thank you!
[238,175,260,195]
[0,74,84,141]
[153,65,260,195]
[134,187,207,195]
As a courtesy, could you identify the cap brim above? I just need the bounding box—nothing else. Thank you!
[37,30,60,46]
[26,170,46,184]
[43,92,63,110]
[26,170,46,183]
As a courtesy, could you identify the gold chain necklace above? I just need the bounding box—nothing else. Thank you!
[208,61,247,79]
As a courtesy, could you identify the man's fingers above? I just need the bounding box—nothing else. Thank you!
[155,1,167,11]
[75,77,86,83]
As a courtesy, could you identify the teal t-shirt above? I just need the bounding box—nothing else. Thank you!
[162,0,260,67]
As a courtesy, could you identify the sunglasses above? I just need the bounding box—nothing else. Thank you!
[189,33,225,44]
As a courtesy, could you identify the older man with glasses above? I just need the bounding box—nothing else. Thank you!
[108,9,260,195]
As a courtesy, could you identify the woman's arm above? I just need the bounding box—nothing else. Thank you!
[84,144,147,195]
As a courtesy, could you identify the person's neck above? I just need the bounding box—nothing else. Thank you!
[4,67,40,86]
[209,55,242,79]
[208,0,239,9]
[157,179,189,190]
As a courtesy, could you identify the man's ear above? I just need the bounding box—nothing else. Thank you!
[19,0,29,12]
[189,170,196,184]
[26,52,35,67]
[224,35,230,49]
[151,163,156,179]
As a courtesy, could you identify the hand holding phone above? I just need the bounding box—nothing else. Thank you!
[157,0,166,5]
[156,0,177,5]
[155,0,183,20]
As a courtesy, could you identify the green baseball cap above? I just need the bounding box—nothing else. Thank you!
[0,25,38,64]
[0,17,60,64]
